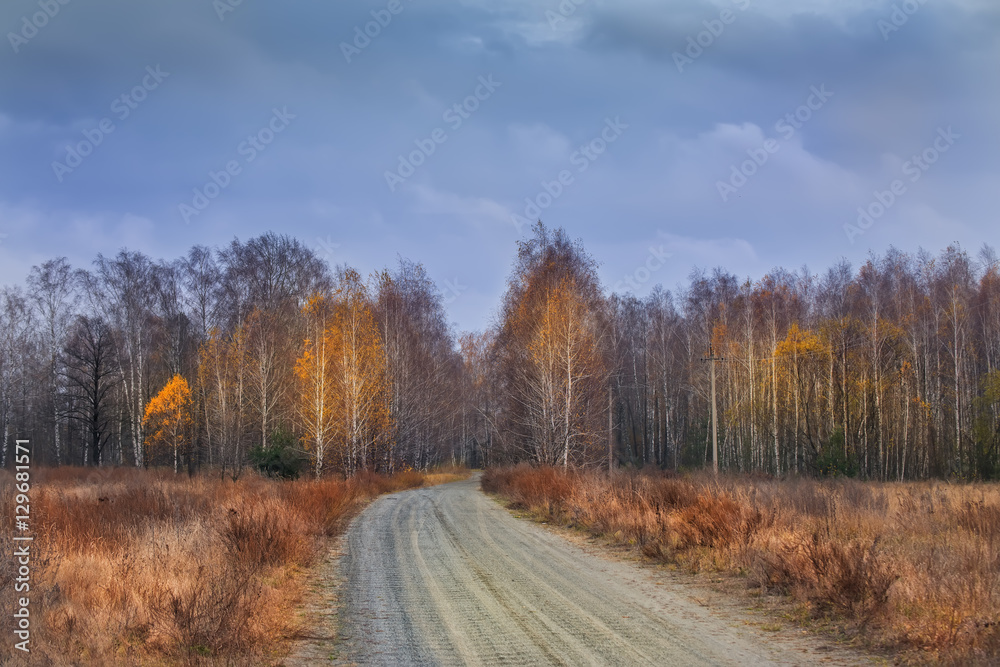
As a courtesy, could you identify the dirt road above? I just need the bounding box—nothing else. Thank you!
[337,476,871,666]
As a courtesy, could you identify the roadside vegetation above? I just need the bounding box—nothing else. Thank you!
[0,465,467,666]
[484,465,1000,665]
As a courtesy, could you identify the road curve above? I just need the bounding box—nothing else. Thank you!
[339,476,869,666]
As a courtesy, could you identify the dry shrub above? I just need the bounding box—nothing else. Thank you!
[957,500,1000,543]
[378,469,426,493]
[145,551,264,656]
[0,465,429,665]
[483,465,1000,664]
[352,469,425,496]
[644,476,700,510]
[670,493,743,548]
[483,464,576,513]
[480,465,513,494]
[222,496,311,570]
[40,482,215,554]
[745,533,894,620]
[279,478,359,537]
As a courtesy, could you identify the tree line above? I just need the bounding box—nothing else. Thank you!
[469,224,1000,480]
[2,224,999,479]
[0,233,468,477]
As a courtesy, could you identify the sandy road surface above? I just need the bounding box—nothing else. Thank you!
[338,476,872,666]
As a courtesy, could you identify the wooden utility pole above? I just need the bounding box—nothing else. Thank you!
[701,345,725,475]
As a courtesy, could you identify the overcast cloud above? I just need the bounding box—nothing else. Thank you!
[1,0,997,331]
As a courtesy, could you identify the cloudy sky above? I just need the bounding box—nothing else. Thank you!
[1,0,997,331]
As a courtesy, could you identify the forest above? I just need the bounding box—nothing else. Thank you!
[1,224,999,481]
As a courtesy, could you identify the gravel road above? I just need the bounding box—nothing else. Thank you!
[338,476,871,666]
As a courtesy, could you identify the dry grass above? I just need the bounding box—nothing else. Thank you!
[421,464,473,487]
[483,465,1000,665]
[0,465,447,666]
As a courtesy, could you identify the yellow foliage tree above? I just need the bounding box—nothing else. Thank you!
[775,324,831,467]
[332,270,392,473]
[143,374,194,474]
[295,294,339,477]
[295,273,392,476]
[523,277,603,467]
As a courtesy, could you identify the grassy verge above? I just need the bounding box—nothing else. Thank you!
[483,465,1000,665]
[421,464,474,487]
[0,465,466,665]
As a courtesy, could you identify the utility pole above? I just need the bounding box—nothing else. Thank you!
[701,345,725,475]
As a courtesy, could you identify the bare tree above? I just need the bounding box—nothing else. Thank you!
[83,251,156,466]
[61,316,121,466]
[27,258,79,464]
[0,288,37,467]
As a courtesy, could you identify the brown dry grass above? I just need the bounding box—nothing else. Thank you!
[483,465,1000,665]
[421,464,473,487]
[0,465,456,666]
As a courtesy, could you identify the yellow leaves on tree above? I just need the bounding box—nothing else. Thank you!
[296,294,338,477]
[775,323,829,366]
[295,271,392,476]
[143,374,193,474]
[775,324,831,462]
[522,277,603,467]
[336,272,392,473]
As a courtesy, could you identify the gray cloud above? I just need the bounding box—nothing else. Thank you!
[0,0,996,331]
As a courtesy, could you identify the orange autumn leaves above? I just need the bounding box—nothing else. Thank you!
[146,270,392,478]
[143,374,193,473]
[295,270,391,477]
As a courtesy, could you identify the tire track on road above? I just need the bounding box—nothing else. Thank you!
[338,476,875,666]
